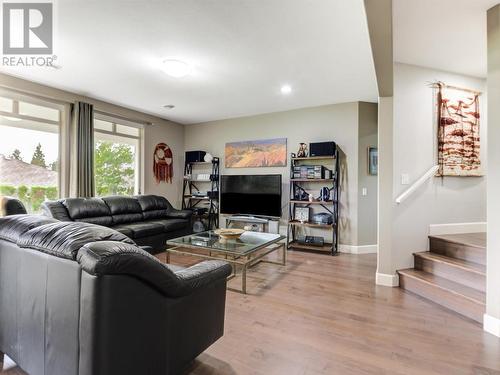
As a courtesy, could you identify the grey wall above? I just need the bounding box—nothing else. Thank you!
[1,73,380,248]
[391,63,487,271]
[185,102,378,246]
[358,102,378,246]
[486,4,500,330]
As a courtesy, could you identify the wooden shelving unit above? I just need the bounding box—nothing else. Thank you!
[287,150,340,255]
[292,156,336,161]
[290,178,334,182]
[288,240,333,253]
[288,220,335,229]
[182,157,220,230]
[289,200,335,205]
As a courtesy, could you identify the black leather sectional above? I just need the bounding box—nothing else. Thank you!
[42,195,193,253]
[0,214,231,375]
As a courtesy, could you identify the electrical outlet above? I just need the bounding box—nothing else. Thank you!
[401,174,410,185]
[362,188,367,196]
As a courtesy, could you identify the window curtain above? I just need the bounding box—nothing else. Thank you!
[69,102,95,197]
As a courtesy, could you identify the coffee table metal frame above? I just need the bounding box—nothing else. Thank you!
[165,235,286,294]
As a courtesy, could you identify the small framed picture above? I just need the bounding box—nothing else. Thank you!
[294,206,310,223]
[368,147,378,175]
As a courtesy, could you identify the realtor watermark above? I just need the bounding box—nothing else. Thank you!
[2,2,56,67]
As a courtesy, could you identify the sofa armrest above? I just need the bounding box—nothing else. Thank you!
[166,209,193,220]
[175,261,232,292]
[78,241,231,297]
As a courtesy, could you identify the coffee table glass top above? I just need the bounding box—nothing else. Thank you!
[167,230,285,255]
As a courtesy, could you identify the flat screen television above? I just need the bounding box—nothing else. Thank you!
[220,174,282,218]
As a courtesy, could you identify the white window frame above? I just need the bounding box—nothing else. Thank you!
[0,88,65,198]
[93,111,144,195]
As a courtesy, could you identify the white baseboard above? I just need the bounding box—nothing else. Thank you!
[429,222,486,236]
[339,244,378,254]
[484,314,500,337]
[376,272,399,287]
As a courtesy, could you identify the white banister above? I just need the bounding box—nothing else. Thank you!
[395,165,439,204]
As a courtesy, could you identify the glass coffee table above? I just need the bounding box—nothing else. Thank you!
[166,230,287,294]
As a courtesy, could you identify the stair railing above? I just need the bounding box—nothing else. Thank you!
[395,165,439,204]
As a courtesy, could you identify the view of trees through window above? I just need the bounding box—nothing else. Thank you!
[94,141,136,196]
[0,94,60,213]
[93,117,141,196]
[0,93,141,211]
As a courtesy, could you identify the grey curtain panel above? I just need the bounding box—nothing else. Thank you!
[72,102,95,197]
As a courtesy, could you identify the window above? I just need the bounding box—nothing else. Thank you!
[0,91,62,213]
[93,113,142,196]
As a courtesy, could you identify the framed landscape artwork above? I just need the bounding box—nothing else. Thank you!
[225,138,287,168]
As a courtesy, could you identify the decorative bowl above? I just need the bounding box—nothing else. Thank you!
[214,228,245,239]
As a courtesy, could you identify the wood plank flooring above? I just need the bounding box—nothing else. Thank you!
[2,251,500,375]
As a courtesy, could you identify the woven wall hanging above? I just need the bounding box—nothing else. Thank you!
[153,143,173,183]
[435,82,481,176]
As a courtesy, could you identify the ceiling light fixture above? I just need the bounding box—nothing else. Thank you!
[163,104,175,110]
[280,84,292,95]
[161,59,192,78]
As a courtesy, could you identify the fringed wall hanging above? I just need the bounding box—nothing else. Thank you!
[153,143,173,183]
[435,82,482,176]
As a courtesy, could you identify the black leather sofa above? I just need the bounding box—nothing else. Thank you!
[42,195,193,254]
[0,214,231,375]
[0,196,27,216]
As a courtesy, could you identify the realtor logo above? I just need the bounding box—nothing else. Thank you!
[3,3,53,54]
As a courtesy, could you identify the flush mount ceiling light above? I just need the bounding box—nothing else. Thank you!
[280,84,292,95]
[161,59,192,78]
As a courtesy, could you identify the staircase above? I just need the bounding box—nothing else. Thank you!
[398,233,486,323]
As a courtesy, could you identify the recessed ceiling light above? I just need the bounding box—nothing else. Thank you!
[163,104,175,110]
[161,59,192,78]
[280,84,292,95]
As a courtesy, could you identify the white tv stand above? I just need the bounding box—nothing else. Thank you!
[225,215,279,234]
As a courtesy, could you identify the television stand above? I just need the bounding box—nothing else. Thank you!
[228,215,268,224]
[225,215,279,234]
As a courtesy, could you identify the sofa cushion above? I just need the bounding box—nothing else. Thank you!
[0,215,58,243]
[135,195,171,211]
[17,221,134,260]
[110,213,143,225]
[142,209,169,220]
[147,219,188,232]
[102,196,142,215]
[111,222,164,239]
[110,225,133,238]
[165,210,192,220]
[135,195,172,220]
[102,196,144,225]
[42,201,72,221]
[74,216,114,226]
[63,198,113,226]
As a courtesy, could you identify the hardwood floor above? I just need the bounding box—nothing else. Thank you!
[2,251,500,374]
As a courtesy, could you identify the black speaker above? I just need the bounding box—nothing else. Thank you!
[309,141,336,157]
[185,150,206,163]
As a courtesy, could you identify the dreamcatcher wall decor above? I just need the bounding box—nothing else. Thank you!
[153,143,173,183]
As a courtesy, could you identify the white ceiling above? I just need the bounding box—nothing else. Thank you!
[0,0,378,124]
[394,0,499,78]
